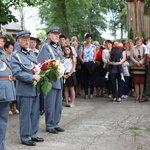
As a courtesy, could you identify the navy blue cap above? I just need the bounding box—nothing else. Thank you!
[0,30,2,34]
[47,27,60,35]
[16,30,31,39]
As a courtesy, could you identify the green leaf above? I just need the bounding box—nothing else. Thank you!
[33,80,37,86]
[40,72,46,77]
[41,81,52,94]
[36,82,41,92]
[47,70,57,82]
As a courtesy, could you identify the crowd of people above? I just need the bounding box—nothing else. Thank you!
[0,27,150,149]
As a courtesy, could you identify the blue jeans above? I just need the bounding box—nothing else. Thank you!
[110,73,123,98]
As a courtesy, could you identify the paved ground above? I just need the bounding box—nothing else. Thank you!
[5,94,150,150]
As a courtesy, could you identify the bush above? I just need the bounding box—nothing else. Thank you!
[128,27,134,40]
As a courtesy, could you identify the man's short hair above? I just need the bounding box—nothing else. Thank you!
[30,37,37,42]
[105,40,113,45]
[59,34,67,40]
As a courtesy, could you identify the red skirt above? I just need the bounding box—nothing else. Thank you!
[130,66,146,83]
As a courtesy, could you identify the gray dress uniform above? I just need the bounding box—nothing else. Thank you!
[0,50,16,150]
[38,38,64,132]
[10,46,40,142]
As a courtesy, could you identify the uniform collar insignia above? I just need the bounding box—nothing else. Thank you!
[20,47,29,55]
[50,41,58,49]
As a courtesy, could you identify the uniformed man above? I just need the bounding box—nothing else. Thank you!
[10,30,44,146]
[0,36,16,150]
[38,27,65,134]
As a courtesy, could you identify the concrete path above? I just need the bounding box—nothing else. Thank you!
[6,94,150,150]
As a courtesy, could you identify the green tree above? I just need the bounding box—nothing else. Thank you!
[128,27,134,40]
[142,30,146,40]
[100,0,127,39]
[36,29,47,41]
[3,34,15,43]
[0,0,36,27]
[0,1,17,26]
[38,0,107,41]
[145,0,150,15]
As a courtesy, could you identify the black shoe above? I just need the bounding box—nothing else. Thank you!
[22,140,36,146]
[32,137,44,142]
[40,111,44,116]
[46,129,58,134]
[55,127,65,132]
[65,104,70,107]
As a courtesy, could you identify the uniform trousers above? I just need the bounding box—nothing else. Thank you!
[17,96,39,142]
[0,102,9,150]
[45,88,62,130]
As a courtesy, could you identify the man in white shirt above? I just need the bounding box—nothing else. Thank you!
[30,37,39,56]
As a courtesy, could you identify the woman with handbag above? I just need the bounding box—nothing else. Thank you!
[130,36,146,102]
[79,34,96,100]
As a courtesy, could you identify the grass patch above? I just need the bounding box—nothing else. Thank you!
[129,126,141,131]
[145,127,150,132]
[129,126,141,136]
[132,130,140,136]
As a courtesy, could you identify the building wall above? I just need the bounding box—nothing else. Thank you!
[127,0,150,38]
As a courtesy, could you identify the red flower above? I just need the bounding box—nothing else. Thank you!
[41,63,47,70]
[47,60,56,67]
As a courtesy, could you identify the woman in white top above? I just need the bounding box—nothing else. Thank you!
[63,45,77,107]
[102,40,113,98]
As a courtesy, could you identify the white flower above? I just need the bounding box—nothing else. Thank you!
[55,60,65,78]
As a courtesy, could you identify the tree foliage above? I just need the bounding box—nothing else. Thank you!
[38,0,107,41]
[100,0,127,39]
[145,0,150,15]
[128,27,134,40]
[142,31,146,40]
[0,0,36,26]
[38,0,127,41]
[1,0,127,41]
[36,29,47,41]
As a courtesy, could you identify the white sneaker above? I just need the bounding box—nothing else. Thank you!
[121,95,125,99]
[124,95,128,99]
[108,95,112,98]
[121,76,125,82]
[105,75,108,80]
[70,104,74,108]
[9,111,13,116]
[14,109,19,114]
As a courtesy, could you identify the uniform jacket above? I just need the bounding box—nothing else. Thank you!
[38,39,63,90]
[0,50,16,102]
[10,47,38,97]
